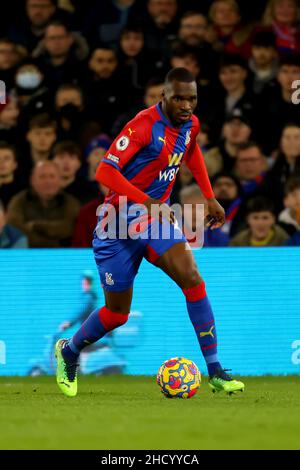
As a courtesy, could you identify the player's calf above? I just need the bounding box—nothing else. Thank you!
[62,306,129,362]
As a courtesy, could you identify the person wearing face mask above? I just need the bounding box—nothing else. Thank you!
[54,83,87,142]
[14,62,53,131]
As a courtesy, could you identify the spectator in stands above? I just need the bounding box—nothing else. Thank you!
[249,30,279,95]
[83,0,142,49]
[262,0,300,54]
[279,176,300,235]
[212,171,244,236]
[84,134,112,182]
[205,108,253,173]
[0,142,26,209]
[256,54,300,152]
[0,96,20,144]
[24,113,57,176]
[86,46,132,134]
[143,0,179,57]
[178,11,209,48]
[209,53,255,136]
[229,196,289,246]
[112,78,164,137]
[267,123,300,211]
[0,199,28,248]
[7,160,80,248]
[15,61,47,109]
[180,183,229,247]
[9,0,74,53]
[234,141,269,196]
[118,24,164,90]
[208,0,254,57]
[33,20,87,90]
[52,140,98,204]
[72,184,108,248]
[0,38,27,92]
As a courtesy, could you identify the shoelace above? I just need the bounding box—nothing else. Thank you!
[64,362,79,382]
[216,368,233,381]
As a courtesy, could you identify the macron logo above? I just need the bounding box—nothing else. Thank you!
[107,153,120,164]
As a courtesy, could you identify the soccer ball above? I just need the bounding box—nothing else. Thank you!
[157,357,201,398]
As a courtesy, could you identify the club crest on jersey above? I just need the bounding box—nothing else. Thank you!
[116,135,130,151]
[105,272,114,286]
[185,130,191,146]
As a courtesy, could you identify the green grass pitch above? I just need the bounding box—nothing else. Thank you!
[0,376,299,450]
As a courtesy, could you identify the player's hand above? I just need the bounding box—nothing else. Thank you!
[206,198,225,230]
[143,197,175,224]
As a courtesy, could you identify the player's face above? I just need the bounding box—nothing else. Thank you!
[0,149,17,177]
[247,211,275,239]
[163,80,197,126]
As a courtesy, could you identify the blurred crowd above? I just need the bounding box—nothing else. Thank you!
[1,0,300,248]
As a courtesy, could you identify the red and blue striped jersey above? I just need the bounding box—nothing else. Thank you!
[101,103,201,207]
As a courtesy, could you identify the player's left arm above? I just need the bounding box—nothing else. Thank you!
[185,131,225,230]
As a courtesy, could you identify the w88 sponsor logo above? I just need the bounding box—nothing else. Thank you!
[159,167,180,182]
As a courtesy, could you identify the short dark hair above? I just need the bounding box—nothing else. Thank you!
[52,141,82,160]
[181,10,207,22]
[45,20,71,34]
[212,171,242,195]
[285,176,300,196]
[56,83,83,96]
[145,77,164,90]
[219,53,248,71]
[0,141,17,160]
[279,53,300,69]
[28,113,57,131]
[252,31,277,48]
[165,67,196,84]
[246,196,275,215]
[120,24,144,37]
[237,141,263,155]
[171,44,200,63]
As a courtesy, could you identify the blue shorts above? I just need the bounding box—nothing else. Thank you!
[93,215,187,292]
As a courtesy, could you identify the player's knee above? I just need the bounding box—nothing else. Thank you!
[177,265,202,289]
[99,306,129,331]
